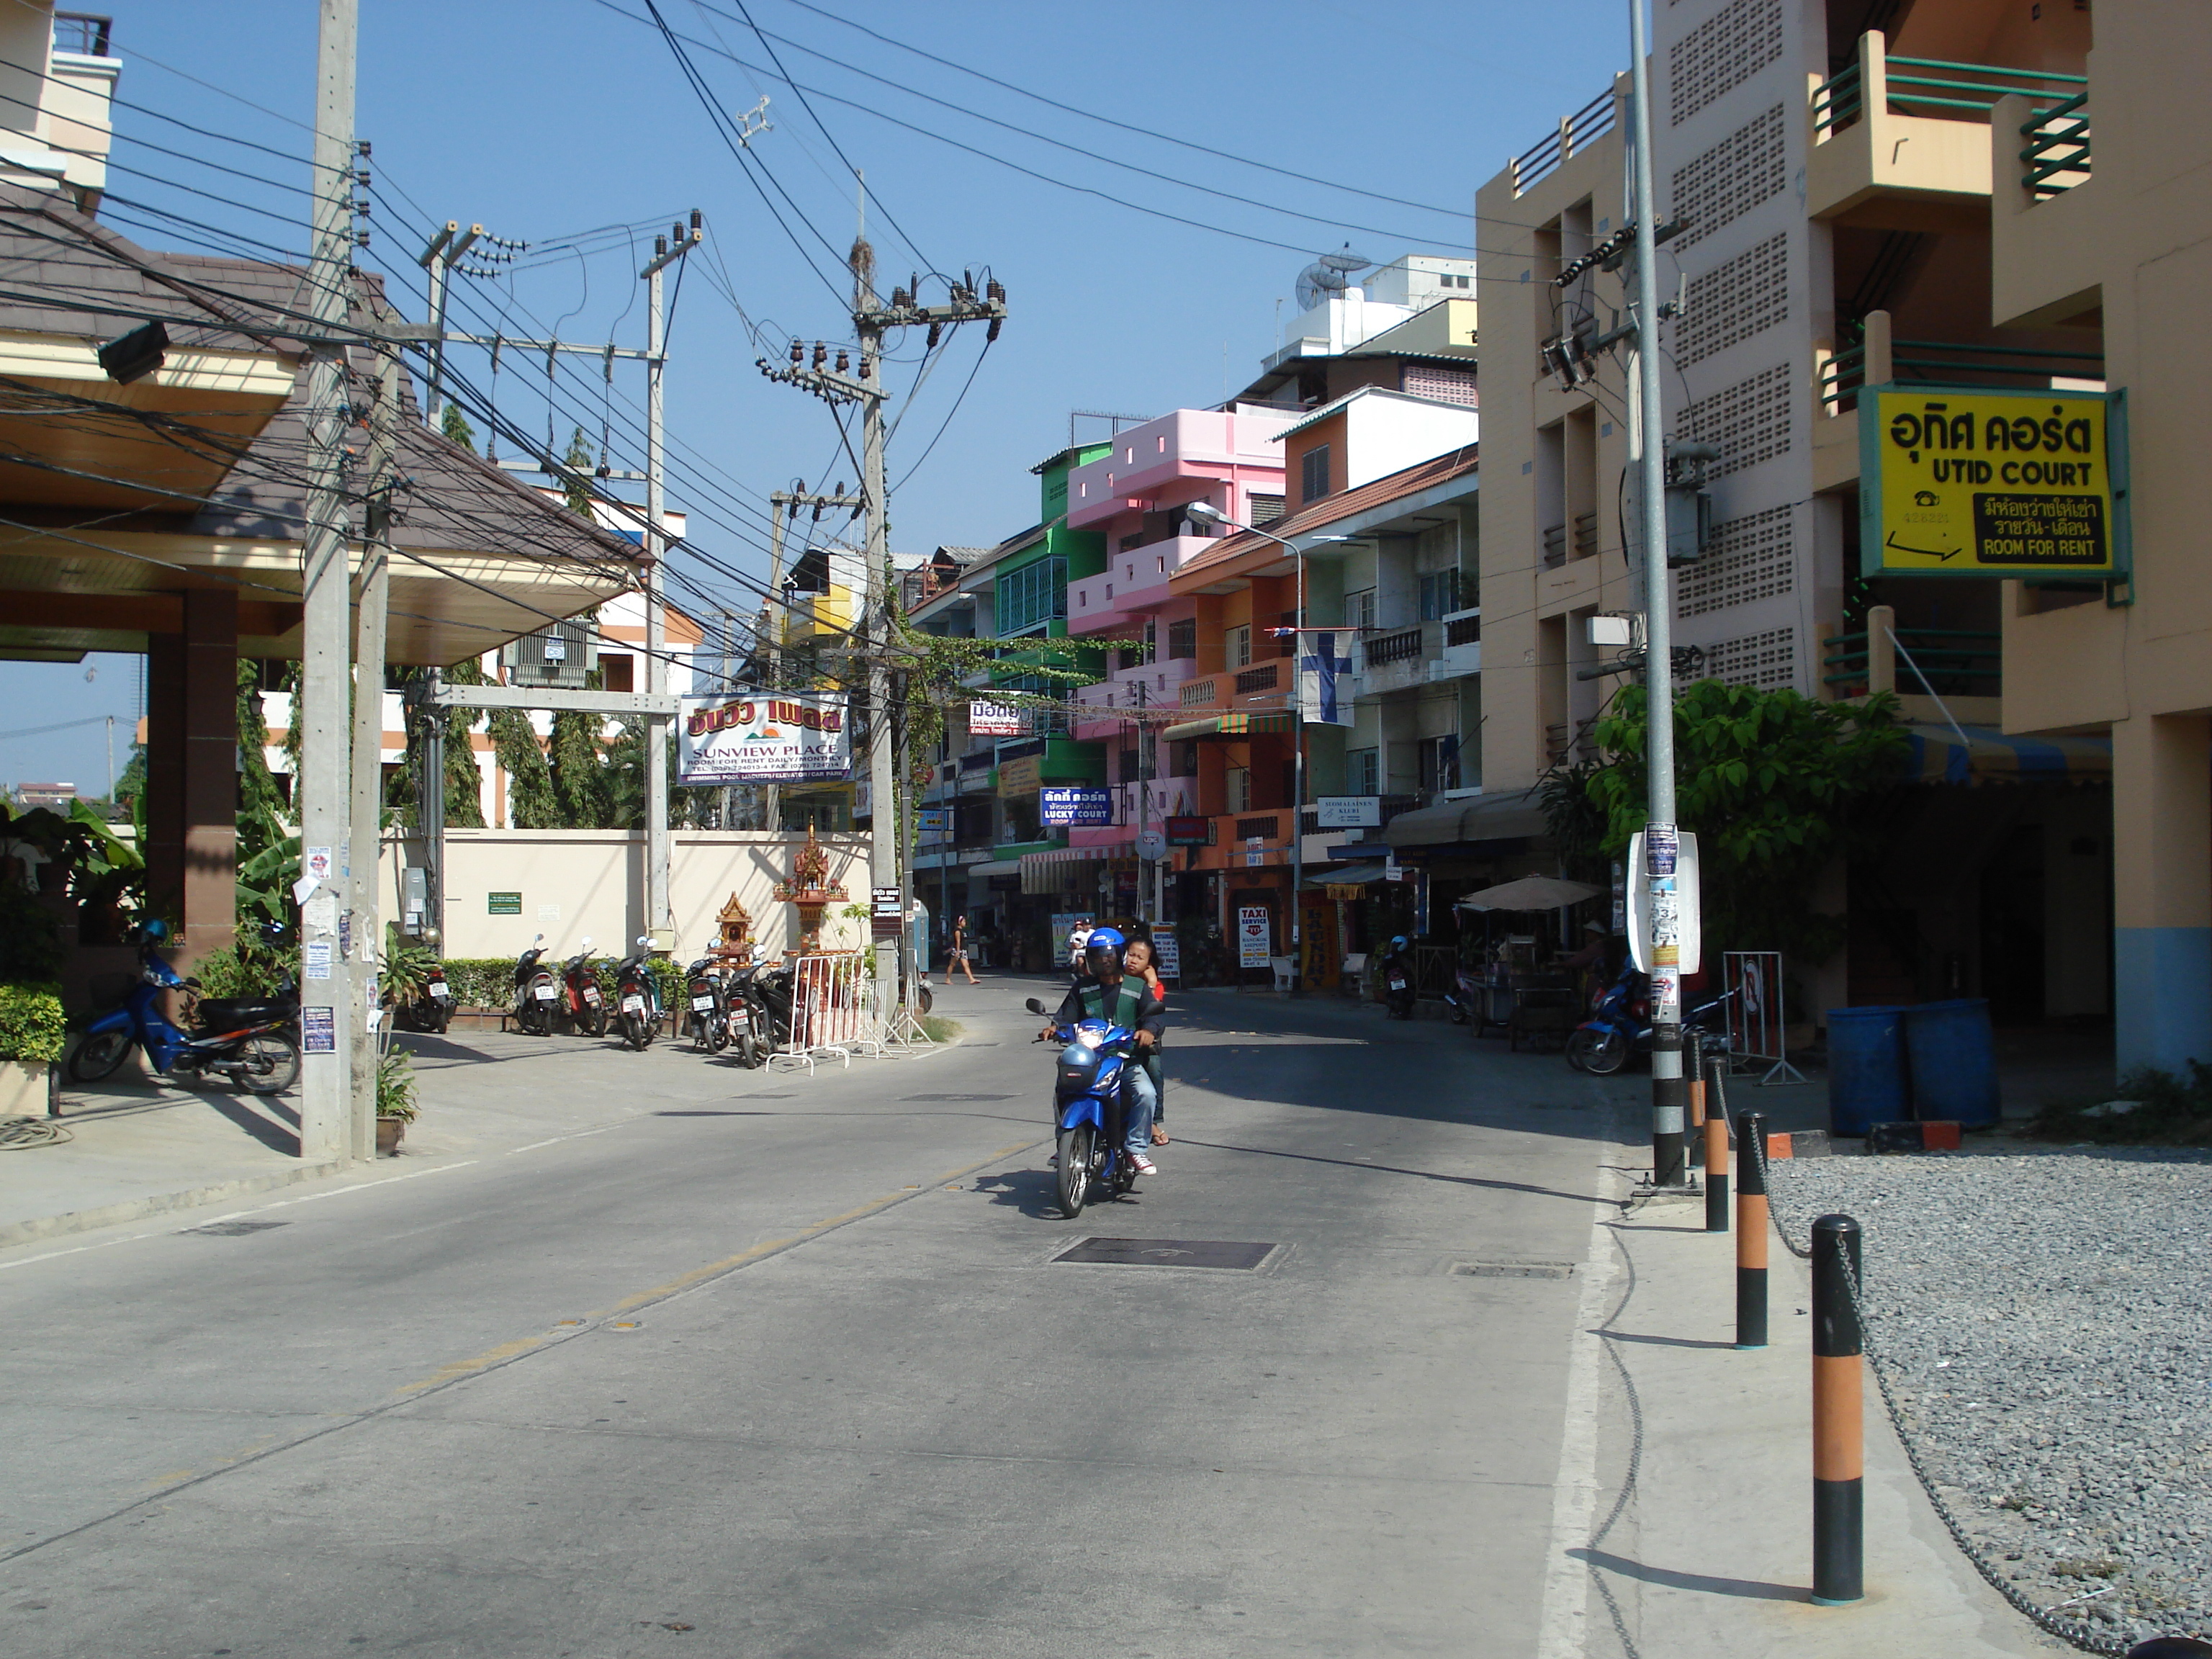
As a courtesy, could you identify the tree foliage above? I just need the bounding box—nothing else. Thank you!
[441,402,475,453]
[1576,681,1907,963]
[488,707,559,828]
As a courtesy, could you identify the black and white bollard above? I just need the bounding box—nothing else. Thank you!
[1703,1048,1730,1233]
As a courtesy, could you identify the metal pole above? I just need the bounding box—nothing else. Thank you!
[347,330,396,1160]
[421,667,444,950]
[1629,0,1686,1188]
[644,240,671,951]
[296,0,356,1164]
[765,498,785,833]
[1291,541,1305,990]
[1136,679,1149,930]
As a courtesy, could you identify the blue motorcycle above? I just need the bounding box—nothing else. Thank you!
[1565,964,1735,1076]
[69,923,301,1095]
[1027,994,1141,1218]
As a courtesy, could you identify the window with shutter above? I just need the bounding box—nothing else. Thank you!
[1300,445,1331,505]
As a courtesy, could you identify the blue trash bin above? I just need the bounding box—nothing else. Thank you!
[1826,1005,1910,1137]
[1904,998,2000,1128]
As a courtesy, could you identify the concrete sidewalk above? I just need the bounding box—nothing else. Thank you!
[1556,1178,2071,1657]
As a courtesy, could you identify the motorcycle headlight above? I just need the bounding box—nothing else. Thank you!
[1056,1043,1100,1092]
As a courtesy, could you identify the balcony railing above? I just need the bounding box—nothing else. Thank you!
[1813,49,2085,135]
[1542,524,1568,570]
[1819,337,2105,415]
[1234,814,1280,843]
[1823,628,2000,696]
[1366,627,1426,667]
[1179,678,1216,709]
[1445,612,1483,647]
[2022,94,2090,197]
[1573,511,1599,559]
[53,12,112,54]
[1233,663,1279,696]
[1510,87,1616,197]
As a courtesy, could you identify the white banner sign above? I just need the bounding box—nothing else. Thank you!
[968,700,1024,737]
[678,691,850,784]
[1315,795,1381,829]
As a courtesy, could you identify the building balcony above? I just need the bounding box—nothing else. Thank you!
[1066,534,1216,631]
[1352,621,1447,697]
[1822,611,2002,726]
[1808,31,2085,233]
[1071,660,1200,738]
[1989,91,2102,329]
[1064,408,1295,529]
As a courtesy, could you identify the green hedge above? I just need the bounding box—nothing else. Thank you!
[0,980,66,1063]
[436,957,691,1012]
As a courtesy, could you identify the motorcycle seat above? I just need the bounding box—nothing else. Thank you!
[195,997,289,1030]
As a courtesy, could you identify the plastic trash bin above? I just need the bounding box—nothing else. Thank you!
[1904,997,2000,1128]
[1826,1005,1910,1137]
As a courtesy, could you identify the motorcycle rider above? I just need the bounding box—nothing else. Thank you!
[1038,925,1165,1177]
[1380,933,1417,1018]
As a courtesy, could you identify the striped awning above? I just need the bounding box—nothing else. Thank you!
[1160,711,1296,742]
[1018,845,1138,894]
[1905,723,2111,785]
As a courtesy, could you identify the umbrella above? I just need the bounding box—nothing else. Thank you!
[1455,875,1604,912]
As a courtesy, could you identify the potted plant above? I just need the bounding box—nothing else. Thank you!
[375,1046,418,1155]
[0,979,63,1115]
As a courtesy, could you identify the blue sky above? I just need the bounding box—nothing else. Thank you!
[1,0,1627,788]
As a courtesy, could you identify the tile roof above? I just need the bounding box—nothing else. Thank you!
[1173,443,1478,580]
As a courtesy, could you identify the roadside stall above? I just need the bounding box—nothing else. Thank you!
[1455,876,1603,1048]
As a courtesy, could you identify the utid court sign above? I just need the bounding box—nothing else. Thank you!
[678,691,850,784]
[1860,385,2127,580]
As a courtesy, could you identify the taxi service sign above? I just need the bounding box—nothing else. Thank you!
[1861,385,2126,580]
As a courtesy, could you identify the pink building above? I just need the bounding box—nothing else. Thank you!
[1059,406,1294,854]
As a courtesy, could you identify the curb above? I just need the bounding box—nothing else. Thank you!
[0,1159,350,1251]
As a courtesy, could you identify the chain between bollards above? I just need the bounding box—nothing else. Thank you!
[1735,1109,1768,1348]
[1811,1213,1865,1606]
[1703,1047,1730,1233]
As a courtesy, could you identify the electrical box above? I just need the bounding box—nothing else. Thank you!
[400,866,428,936]
[502,619,597,690]
[1587,614,1635,647]
[1665,485,1714,567]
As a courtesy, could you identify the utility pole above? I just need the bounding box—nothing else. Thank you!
[642,215,701,950]
[1135,678,1150,929]
[755,213,1005,1023]
[1629,0,1686,1190]
[348,305,399,1159]
[415,220,480,430]
[297,0,357,1162]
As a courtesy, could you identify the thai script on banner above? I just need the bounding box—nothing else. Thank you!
[678,691,850,784]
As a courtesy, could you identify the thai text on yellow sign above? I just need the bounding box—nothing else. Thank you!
[996,755,1043,798]
[1861,387,2118,578]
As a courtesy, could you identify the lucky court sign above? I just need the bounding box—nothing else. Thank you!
[1861,386,2127,580]
[678,691,850,784]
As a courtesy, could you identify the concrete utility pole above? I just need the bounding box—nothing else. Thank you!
[1629,0,1687,1189]
[347,313,398,1159]
[296,0,357,1162]
[755,198,1005,1023]
[641,217,700,949]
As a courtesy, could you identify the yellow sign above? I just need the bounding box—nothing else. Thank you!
[1861,386,2123,579]
[996,755,1043,797]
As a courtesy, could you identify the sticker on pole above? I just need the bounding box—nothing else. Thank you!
[1627,829,1701,976]
[301,1006,336,1054]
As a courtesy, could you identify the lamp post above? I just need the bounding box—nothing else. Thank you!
[1184,501,1350,989]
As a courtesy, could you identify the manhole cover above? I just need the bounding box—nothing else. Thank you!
[900,1093,1018,1102]
[1054,1237,1277,1271]
[184,1220,289,1237]
[655,1110,763,1116]
[1451,1261,1575,1280]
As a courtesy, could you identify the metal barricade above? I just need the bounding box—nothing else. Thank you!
[773,953,882,1070]
[1724,950,1807,1085]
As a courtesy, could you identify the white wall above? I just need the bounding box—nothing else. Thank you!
[1342,393,1481,490]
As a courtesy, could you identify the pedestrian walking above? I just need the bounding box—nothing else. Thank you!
[947,912,979,986]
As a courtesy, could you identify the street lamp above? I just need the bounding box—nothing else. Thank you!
[1183,500,1352,989]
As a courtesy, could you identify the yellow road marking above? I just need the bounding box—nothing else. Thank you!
[396,1336,543,1395]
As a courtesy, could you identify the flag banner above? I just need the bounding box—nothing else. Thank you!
[678,691,850,783]
[968,700,1025,737]
[1298,629,1356,726]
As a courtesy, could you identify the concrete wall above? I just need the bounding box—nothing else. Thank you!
[376,830,873,963]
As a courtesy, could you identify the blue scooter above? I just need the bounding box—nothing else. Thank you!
[1027,994,1141,1218]
[68,922,301,1094]
[1565,964,1735,1076]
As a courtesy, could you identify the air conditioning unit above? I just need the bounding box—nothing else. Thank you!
[502,620,597,690]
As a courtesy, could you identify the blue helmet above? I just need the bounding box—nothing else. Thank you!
[1083,926,1128,976]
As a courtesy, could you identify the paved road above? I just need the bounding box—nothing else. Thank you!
[1,979,1629,1658]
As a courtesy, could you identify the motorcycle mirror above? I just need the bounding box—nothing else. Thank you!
[637,935,650,947]
[1024,997,1047,1015]
[580,935,593,949]
[533,932,544,944]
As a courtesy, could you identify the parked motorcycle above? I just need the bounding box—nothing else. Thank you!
[735,961,793,1058]
[1565,964,1736,1076]
[390,961,456,1033]
[613,936,662,1051]
[69,921,300,1094]
[1026,994,1142,1219]
[511,935,558,1035]
[720,965,765,1068]
[1380,937,1417,1020]
[560,940,607,1038]
[1443,959,1488,1032]
[683,956,730,1053]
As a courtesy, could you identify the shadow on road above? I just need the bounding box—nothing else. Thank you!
[1572,1546,1807,1602]
[1172,1136,1605,1208]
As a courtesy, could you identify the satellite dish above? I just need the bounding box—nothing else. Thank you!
[1295,244,1372,311]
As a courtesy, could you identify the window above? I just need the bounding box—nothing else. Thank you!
[1345,588,1377,631]
[1172,739,1199,777]
[1167,618,1197,660]
[1118,746,1140,782]
[1346,747,1380,796]
[1225,766,1250,814]
[1248,493,1285,526]
[600,652,634,692]
[1226,624,1251,669]
[1419,734,1460,795]
[1300,445,1331,504]
[1419,570,1465,621]
[995,557,1066,636]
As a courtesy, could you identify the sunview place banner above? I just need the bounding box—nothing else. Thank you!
[678,691,851,784]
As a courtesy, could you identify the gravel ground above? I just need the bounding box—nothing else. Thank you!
[1768,1146,2212,1652]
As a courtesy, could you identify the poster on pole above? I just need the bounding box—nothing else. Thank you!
[1626,828,1701,975]
[678,691,850,784]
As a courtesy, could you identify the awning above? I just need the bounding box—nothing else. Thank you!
[1382,785,1548,848]
[1303,865,1394,892]
[1905,723,2111,785]
[1160,711,1295,742]
[1457,874,1603,912]
[1018,845,1138,894]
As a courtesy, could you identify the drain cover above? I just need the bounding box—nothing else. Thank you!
[900,1093,1018,1102]
[184,1220,289,1237]
[1054,1237,1277,1271]
[1452,1261,1575,1280]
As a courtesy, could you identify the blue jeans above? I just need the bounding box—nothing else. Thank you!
[1119,1061,1159,1157]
